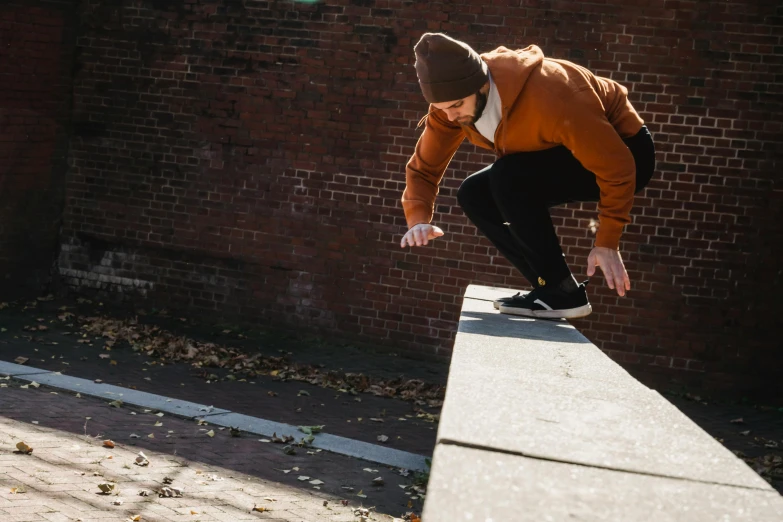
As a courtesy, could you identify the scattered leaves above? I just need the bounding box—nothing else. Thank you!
[74,316,444,404]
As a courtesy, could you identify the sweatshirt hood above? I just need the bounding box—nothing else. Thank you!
[480,45,545,113]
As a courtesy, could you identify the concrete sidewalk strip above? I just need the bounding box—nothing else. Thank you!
[0,359,55,377]
[0,359,430,472]
[205,412,430,472]
[11,370,231,419]
[423,444,783,522]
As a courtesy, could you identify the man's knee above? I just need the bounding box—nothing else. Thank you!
[457,170,489,210]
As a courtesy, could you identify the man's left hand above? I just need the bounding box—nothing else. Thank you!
[587,247,630,297]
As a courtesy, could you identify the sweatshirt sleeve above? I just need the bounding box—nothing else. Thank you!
[402,108,466,229]
[552,88,637,249]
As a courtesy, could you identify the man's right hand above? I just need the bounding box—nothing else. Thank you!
[400,224,444,248]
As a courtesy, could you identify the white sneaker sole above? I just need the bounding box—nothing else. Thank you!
[498,303,592,319]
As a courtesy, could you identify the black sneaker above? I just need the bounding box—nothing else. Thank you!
[498,281,592,319]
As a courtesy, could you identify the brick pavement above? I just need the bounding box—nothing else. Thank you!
[0,380,424,522]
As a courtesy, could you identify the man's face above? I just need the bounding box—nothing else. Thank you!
[432,88,488,126]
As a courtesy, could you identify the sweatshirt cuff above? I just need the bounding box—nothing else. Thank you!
[402,201,433,230]
[594,219,624,250]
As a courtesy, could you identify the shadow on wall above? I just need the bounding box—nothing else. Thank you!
[457,310,592,345]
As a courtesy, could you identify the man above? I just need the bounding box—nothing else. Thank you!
[399,33,655,319]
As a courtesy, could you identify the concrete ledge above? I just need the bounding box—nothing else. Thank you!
[426,444,783,522]
[423,285,783,520]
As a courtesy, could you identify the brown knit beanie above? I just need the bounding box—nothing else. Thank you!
[414,33,488,103]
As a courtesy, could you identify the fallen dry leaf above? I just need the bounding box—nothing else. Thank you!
[15,442,33,454]
[158,486,183,498]
[252,505,269,512]
[103,440,115,449]
[14,356,29,365]
[129,516,141,522]
[206,430,215,437]
[135,452,150,466]
[377,435,389,443]
[98,483,116,494]
[112,499,124,505]
[730,417,744,424]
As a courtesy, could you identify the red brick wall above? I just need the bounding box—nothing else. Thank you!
[0,1,76,297]
[57,1,782,396]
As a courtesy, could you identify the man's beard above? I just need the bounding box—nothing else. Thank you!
[459,89,488,127]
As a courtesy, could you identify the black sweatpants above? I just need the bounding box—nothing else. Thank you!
[456,125,656,288]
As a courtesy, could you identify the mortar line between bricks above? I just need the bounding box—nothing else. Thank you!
[0,358,431,473]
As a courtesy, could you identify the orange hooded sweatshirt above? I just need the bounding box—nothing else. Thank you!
[402,45,645,250]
